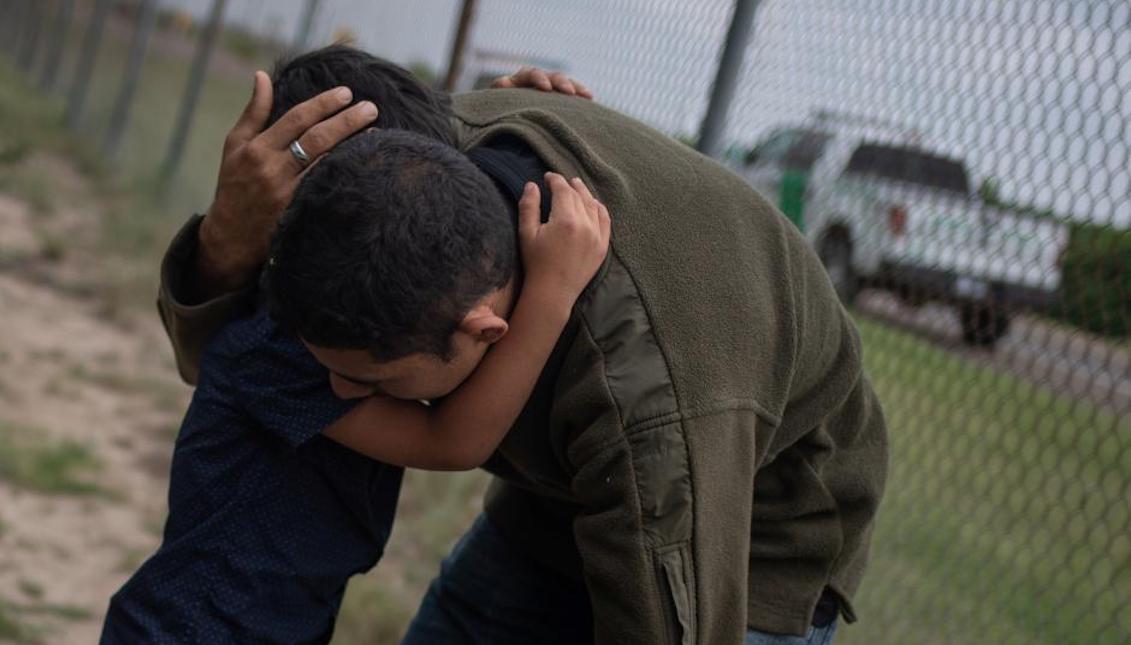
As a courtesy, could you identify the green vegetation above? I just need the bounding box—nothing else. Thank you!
[331,470,489,644]
[0,601,36,644]
[1053,223,1131,338]
[407,62,439,87]
[0,74,83,221]
[0,599,93,644]
[21,602,92,622]
[68,364,184,412]
[0,422,105,496]
[843,317,1130,645]
[223,26,283,64]
[35,231,66,263]
[981,185,1129,339]
[17,581,43,601]
[331,573,418,644]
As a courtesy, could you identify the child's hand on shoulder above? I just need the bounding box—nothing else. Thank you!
[518,172,611,309]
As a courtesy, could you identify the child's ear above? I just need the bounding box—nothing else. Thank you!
[477,324,508,344]
[459,305,509,345]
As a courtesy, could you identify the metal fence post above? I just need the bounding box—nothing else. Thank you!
[444,0,478,92]
[39,0,76,92]
[696,0,762,159]
[66,0,113,129]
[104,0,161,160]
[293,0,322,52]
[2,0,29,57]
[159,0,228,189]
[16,0,45,73]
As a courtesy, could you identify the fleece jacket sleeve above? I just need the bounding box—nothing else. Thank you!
[156,215,256,385]
[566,415,680,645]
[567,408,760,645]
[558,318,759,645]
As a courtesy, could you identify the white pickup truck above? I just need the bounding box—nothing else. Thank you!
[739,121,1067,346]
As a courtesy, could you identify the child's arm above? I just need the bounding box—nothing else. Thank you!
[323,173,611,470]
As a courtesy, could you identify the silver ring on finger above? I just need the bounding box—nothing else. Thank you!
[289,139,311,167]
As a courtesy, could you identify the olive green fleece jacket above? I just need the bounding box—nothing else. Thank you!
[157,90,888,644]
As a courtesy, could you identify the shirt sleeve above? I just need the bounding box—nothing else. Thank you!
[226,316,358,448]
[157,215,258,386]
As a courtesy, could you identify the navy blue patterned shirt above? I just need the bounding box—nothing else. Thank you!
[102,307,403,644]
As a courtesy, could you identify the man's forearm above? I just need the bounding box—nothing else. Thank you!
[193,213,261,300]
[157,215,258,384]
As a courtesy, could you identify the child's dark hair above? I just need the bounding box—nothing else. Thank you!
[270,44,455,146]
[267,129,515,361]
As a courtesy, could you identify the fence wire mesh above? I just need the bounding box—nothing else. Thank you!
[466,2,1129,643]
[3,0,1129,643]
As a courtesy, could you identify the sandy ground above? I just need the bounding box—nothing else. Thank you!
[0,161,190,643]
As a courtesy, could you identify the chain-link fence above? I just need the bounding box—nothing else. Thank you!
[467,2,1130,643]
[3,1,1129,643]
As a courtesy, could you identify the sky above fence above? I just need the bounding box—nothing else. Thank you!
[161,0,1130,227]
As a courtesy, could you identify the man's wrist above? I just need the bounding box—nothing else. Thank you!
[196,214,256,296]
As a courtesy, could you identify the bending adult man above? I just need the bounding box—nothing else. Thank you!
[159,48,888,644]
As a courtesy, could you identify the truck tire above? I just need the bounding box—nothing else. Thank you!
[818,235,858,306]
[960,303,1011,347]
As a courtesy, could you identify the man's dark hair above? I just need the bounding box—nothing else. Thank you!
[270,44,455,146]
[266,129,515,361]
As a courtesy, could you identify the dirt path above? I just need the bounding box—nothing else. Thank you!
[0,170,190,642]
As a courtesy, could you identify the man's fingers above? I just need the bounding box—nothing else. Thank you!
[572,80,594,100]
[260,86,354,149]
[517,182,541,240]
[227,71,273,148]
[290,101,378,170]
[516,67,553,92]
[493,67,592,98]
[547,72,577,95]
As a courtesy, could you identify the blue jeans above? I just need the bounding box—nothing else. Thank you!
[403,513,837,645]
[745,621,837,644]
[402,513,592,645]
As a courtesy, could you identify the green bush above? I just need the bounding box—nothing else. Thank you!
[1056,223,1131,338]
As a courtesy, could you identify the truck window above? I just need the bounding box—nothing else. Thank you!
[782,132,832,171]
[745,130,797,166]
[844,145,970,193]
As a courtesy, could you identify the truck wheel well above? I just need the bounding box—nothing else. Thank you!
[820,223,853,250]
[816,222,858,305]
